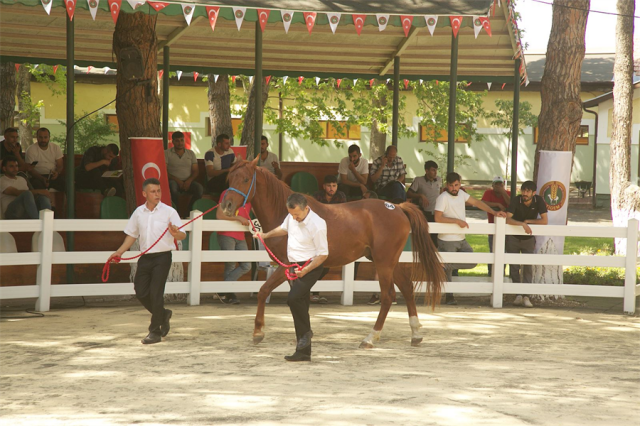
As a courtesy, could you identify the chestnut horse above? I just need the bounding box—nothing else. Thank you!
[221,157,446,348]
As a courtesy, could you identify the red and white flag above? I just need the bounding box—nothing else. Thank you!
[400,15,413,37]
[258,9,270,32]
[130,137,172,207]
[450,16,462,38]
[87,0,99,20]
[176,70,183,81]
[375,14,389,31]
[424,15,438,36]
[281,10,294,34]
[205,6,219,32]
[327,12,341,34]
[127,0,144,9]
[336,78,342,88]
[303,12,317,34]
[352,14,366,35]
[65,0,76,20]
[107,0,122,24]
[193,72,199,82]
[158,70,164,80]
[298,76,304,85]
[403,79,409,89]
[232,7,246,31]
[181,3,195,26]
[147,1,168,12]
[473,16,492,38]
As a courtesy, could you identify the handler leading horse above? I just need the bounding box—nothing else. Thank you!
[221,157,446,348]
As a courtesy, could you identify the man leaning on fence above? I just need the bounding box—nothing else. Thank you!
[505,180,548,308]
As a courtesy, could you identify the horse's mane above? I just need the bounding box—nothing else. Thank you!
[231,160,292,212]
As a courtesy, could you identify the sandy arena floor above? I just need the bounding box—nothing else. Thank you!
[1,296,639,426]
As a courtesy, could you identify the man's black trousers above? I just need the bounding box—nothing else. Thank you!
[287,263,325,355]
[134,251,172,332]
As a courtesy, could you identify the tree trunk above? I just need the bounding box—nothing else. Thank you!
[112,13,161,214]
[610,0,639,255]
[240,79,271,159]
[370,95,387,160]
[533,0,589,183]
[207,74,233,147]
[0,62,16,131]
[16,65,34,149]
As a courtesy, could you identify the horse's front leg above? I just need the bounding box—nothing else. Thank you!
[253,265,287,344]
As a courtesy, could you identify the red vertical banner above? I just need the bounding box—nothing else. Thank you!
[130,137,172,207]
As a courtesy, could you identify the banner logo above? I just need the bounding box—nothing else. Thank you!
[540,181,566,211]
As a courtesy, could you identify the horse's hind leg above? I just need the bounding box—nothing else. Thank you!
[253,266,287,344]
[360,265,395,349]
[394,265,423,346]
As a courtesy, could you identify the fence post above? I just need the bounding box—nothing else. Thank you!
[491,216,506,308]
[341,262,355,306]
[623,218,638,314]
[187,210,203,306]
[35,209,54,312]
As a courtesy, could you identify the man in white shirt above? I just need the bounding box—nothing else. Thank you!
[258,136,282,179]
[25,128,65,192]
[254,193,329,362]
[337,144,369,199]
[0,156,52,219]
[108,178,186,345]
[435,172,506,305]
[204,133,237,194]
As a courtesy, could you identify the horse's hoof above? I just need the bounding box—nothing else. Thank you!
[253,334,265,345]
[411,337,423,347]
[359,341,374,349]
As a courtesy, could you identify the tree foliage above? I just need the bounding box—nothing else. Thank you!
[53,112,116,154]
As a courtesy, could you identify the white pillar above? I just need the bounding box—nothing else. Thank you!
[187,210,203,306]
[35,210,54,312]
[623,219,638,314]
[491,216,506,308]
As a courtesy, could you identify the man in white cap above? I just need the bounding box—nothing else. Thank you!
[481,176,510,277]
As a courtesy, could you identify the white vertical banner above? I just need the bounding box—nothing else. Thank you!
[535,150,572,255]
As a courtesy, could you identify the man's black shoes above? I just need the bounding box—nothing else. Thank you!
[285,351,311,362]
[161,309,172,337]
[141,331,162,345]
[296,331,312,351]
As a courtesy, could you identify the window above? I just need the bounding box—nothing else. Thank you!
[419,123,470,143]
[319,121,361,140]
[105,114,119,132]
[534,125,589,145]
[206,118,243,138]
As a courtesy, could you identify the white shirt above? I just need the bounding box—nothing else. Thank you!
[338,156,369,184]
[25,143,63,175]
[280,208,329,262]
[0,175,29,217]
[434,190,470,241]
[124,202,183,253]
[259,151,280,175]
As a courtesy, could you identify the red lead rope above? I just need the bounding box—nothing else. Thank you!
[102,204,309,282]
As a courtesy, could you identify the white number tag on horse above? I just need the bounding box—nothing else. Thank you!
[384,202,396,210]
[249,218,262,236]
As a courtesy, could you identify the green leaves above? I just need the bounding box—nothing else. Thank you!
[53,112,116,154]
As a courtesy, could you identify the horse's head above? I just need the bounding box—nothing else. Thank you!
[221,155,259,217]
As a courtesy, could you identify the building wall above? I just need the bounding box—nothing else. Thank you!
[34,80,611,185]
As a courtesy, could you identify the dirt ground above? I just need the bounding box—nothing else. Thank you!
[1,294,638,426]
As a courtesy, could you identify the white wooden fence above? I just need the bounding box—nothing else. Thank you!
[1,210,638,314]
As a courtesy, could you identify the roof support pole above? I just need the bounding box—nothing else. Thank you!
[583,105,598,208]
[447,33,458,174]
[254,19,263,159]
[510,59,520,204]
[392,56,400,147]
[162,46,169,150]
[65,11,75,283]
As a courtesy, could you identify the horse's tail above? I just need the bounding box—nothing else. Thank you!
[398,202,446,309]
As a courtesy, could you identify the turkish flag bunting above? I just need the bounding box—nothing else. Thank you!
[403,79,409,90]
[298,76,304,85]
[108,0,122,24]
[147,1,168,12]
[15,64,20,72]
[158,70,164,80]
[369,79,375,87]
[303,12,317,34]
[352,14,366,35]
[231,75,236,83]
[336,79,342,88]
[53,65,59,74]
[205,6,219,32]
[450,15,462,38]
[400,15,413,37]
[193,72,199,82]
[479,17,492,36]
[257,9,270,32]
[65,0,76,20]
[265,76,271,85]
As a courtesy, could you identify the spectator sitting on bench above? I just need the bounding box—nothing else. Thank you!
[75,143,123,197]
[370,145,406,203]
[25,128,65,193]
[165,131,203,211]
[258,135,282,179]
[338,144,370,199]
[1,156,52,219]
[205,133,237,195]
